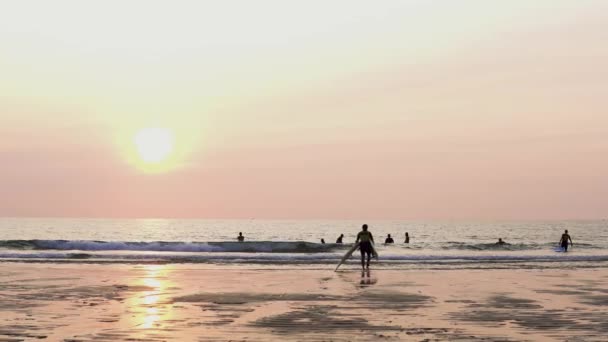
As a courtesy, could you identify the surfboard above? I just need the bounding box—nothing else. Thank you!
[335,243,359,271]
[554,244,571,252]
[371,243,378,259]
[334,242,379,271]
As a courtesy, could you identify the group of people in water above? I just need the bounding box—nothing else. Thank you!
[331,232,410,245]
[236,226,575,270]
[494,230,573,252]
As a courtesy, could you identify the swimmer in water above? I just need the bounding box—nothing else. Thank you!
[559,230,573,252]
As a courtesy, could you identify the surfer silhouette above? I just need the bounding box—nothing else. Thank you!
[405,232,410,244]
[496,238,506,245]
[356,224,374,270]
[336,234,344,244]
[237,232,244,242]
[321,238,325,244]
[559,230,573,252]
[385,234,394,244]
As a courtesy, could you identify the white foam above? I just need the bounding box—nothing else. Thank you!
[2,251,608,264]
[26,240,335,253]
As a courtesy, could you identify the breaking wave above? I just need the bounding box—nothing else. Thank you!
[0,239,600,254]
[0,240,343,253]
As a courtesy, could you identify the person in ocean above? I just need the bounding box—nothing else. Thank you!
[321,238,325,244]
[336,234,344,244]
[559,230,573,252]
[404,232,410,244]
[385,234,394,244]
[237,232,244,242]
[496,238,506,245]
[355,224,375,269]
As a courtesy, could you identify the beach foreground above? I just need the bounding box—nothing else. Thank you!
[1,263,607,341]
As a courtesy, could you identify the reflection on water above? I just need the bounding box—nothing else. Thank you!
[143,294,160,305]
[128,265,175,334]
[142,307,160,329]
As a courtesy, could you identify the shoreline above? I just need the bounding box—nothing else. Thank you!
[1,263,608,341]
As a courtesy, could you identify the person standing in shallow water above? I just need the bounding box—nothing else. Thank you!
[336,234,344,244]
[356,224,374,269]
[559,230,573,252]
[404,232,410,244]
[385,234,394,244]
[237,232,244,242]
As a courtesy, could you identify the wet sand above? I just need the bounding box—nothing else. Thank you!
[1,263,607,341]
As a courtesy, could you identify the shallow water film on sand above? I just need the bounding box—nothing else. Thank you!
[2,265,608,341]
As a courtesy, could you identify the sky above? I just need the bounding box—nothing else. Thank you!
[1,0,607,220]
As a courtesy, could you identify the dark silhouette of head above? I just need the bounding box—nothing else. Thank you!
[340,234,344,237]
[239,232,243,236]
[565,230,568,234]
[362,224,368,231]
[405,232,409,236]
[387,234,391,238]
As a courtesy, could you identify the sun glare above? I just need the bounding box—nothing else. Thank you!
[134,128,174,164]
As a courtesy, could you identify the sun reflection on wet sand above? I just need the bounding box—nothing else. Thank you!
[143,278,162,289]
[128,265,175,334]
[143,294,160,305]
[141,307,161,329]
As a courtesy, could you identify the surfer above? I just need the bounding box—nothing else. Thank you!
[405,232,410,244]
[355,224,375,269]
[496,238,506,245]
[321,238,326,244]
[336,234,344,244]
[237,232,244,242]
[385,234,394,244]
[559,230,573,252]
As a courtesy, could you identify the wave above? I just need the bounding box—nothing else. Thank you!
[0,240,344,253]
[439,241,599,251]
[0,239,601,253]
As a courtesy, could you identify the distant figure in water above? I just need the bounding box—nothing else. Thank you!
[559,230,573,252]
[237,232,244,242]
[385,234,394,244]
[321,238,325,244]
[356,224,375,270]
[496,238,506,245]
[336,234,344,244]
[404,232,410,244]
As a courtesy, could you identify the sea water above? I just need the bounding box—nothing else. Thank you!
[1,218,607,269]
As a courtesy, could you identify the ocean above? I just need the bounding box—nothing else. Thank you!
[1,218,607,269]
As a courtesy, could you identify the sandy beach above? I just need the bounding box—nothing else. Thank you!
[0,263,606,341]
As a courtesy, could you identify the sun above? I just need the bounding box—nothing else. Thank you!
[134,128,175,163]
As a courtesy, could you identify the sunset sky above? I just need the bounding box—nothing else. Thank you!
[1,1,607,220]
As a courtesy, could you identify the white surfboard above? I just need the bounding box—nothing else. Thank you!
[334,243,379,271]
[335,243,359,271]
